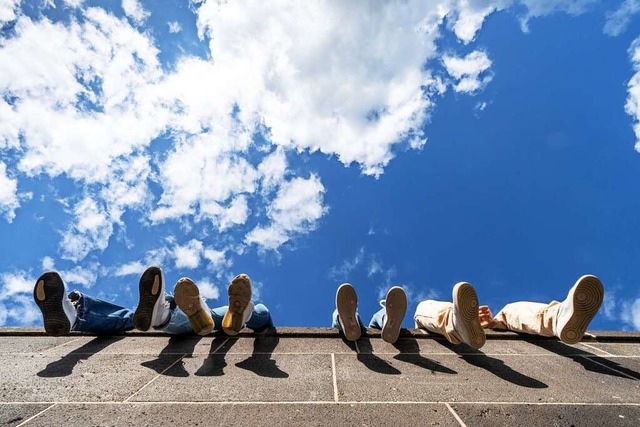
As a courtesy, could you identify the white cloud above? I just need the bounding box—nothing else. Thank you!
[626,36,640,152]
[604,0,640,36]
[63,0,84,8]
[517,0,597,32]
[621,298,640,330]
[0,270,33,298]
[443,50,493,93]
[196,278,220,301]
[122,0,149,25]
[246,175,327,250]
[168,21,181,33]
[174,239,204,269]
[59,264,98,288]
[0,0,20,24]
[41,256,55,271]
[0,162,20,222]
[60,196,113,262]
[113,260,145,277]
[329,247,366,281]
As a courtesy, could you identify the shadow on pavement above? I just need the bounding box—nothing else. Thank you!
[436,339,548,388]
[141,335,202,377]
[235,330,289,378]
[393,337,457,375]
[195,336,237,376]
[346,336,401,375]
[526,339,640,380]
[38,336,125,378]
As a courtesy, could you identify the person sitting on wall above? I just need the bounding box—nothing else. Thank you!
[33,266,272,336]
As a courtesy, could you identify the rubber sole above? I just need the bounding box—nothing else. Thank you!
[382,287,407,344]
[558,275,604,344]
[222,274,252,336]
[336,283,361,341]
[33,272,71,336]
[174,278,214,336]
[133,266,163,331]
[452,282,486,349]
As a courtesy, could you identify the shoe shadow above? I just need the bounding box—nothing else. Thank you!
[392,337,457,375]
[435,340,548,389]
[141,335,202,377]
[526,339,640,380]
[235,330,289,378]
[347,336,401,375]
[38,336,125,378]
[195,336,238,376]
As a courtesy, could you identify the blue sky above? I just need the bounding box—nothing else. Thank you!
[1,0,640,331]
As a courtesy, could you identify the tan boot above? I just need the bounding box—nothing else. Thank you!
[174,277,214,336]
[222,274,253,336]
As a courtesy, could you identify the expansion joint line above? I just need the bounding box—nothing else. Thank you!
[331,353,339,402]
[123,353,188,402]
[16,403,57,427]
[445,403,468,427]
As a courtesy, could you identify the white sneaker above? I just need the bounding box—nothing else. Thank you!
[336,283,361,341]
[556,275,604,344]
[174,277,215,336]
[222,274,253,336]
[33,271,76,336]
[133,266,170,331]
[452,282,486,349]
[381,286,407,344]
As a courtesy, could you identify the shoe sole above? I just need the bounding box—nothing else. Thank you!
[382,287,407,344]
[452,282,486,349]
[174,278,214,336]
[336,283,361,341]
[133,266,163,331]
[222,274,252,336]
[33,272,71,336]
[558,275,604,344]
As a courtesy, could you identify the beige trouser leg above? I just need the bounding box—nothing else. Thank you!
[414,300,464,345]
[489,301,561,337]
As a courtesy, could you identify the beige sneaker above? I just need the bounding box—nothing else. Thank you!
[222,274,253,336]
[381,286,407,344]
[336,283,361,341]
[174,277,214,336]
[452,282,486,349]
[556,275,604,344]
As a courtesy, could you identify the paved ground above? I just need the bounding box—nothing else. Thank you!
[0,327,638,426]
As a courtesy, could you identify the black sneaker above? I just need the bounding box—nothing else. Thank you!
[33,272,76,336]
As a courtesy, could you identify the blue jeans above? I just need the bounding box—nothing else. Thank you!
[70,291,272,334]
[331,307,385,331]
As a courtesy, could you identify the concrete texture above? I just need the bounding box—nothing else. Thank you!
[0,329,638,426]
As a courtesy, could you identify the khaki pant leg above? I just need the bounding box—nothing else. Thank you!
[489,301,561,337]
[414,300,463,345]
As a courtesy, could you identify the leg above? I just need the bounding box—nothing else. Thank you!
[490,301,557,337]
[71,291,134,334]
[368,307,385,329]
[414,283,485,349]
[490,275,604,344]
[245,303,273,332]
[154,295,195,335]
[414,300,462,344]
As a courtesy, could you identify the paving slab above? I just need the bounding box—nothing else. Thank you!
[0,404,52,426]
[131,354,334,402]
[210,335,356,355]
[451,404,640,427]
[334,353,640,403]
[0,352,182,402]
[45,335,207,356]
[18,403,458,426]
[579,343,640,357]
[0,336,81,354]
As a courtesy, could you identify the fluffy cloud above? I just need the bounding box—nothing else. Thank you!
[0,270,40,326]
[604,0,640,37]
[1,0,583,265]
[122,0,149,25]
[0,162,20,222]
[168,21,181,33]
[173,239,205,269]
[621,298,640,330]
[626,37,640,152]
[246,175,326,250]
[443,50,493,93]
